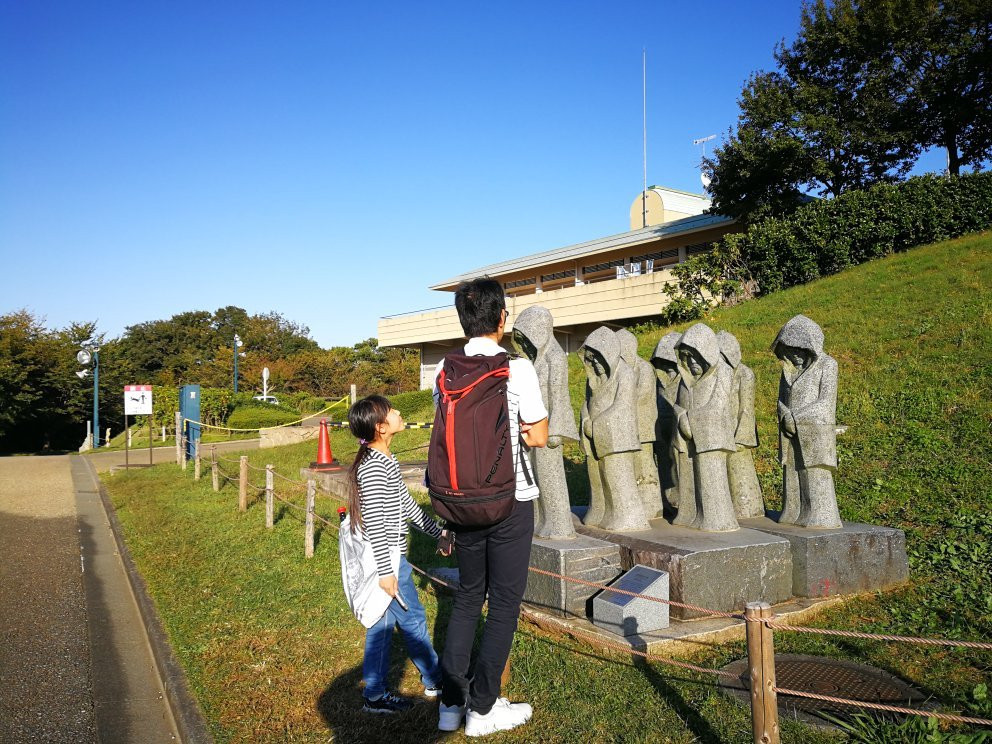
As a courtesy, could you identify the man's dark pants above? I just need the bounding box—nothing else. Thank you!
[440,499,533,715]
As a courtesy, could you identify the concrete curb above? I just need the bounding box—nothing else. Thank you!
[83,458,214,744]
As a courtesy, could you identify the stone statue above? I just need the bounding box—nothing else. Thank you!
[773,315,842,529]
[672,323,740,532]
[716,330,765,519]
[616,328,664,520]
[579,327,650,532]
[511,306,580,540]
[651,332,682,518]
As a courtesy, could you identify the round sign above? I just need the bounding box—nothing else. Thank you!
[262,367,270,381]
[77,349,92,365]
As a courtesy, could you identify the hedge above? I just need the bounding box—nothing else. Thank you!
[725,172,992,295]
[226,405,301,431]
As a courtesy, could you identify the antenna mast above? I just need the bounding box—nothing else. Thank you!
[642,49,648,228]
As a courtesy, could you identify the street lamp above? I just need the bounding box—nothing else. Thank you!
[233,334,241,393]
[77,339,100,448]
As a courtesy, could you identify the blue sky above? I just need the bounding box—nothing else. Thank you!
[0,1,947,348]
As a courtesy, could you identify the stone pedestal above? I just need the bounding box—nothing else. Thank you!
[523,535,622,617]
[574,508,792,619]
[592,565,669,636]
[740,514,909,598]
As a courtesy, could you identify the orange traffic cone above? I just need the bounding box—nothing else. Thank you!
[310,418,341,471]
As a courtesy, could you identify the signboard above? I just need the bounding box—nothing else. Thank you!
[124,385,153,416]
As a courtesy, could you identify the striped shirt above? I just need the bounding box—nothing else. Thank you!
[357,447,442,577]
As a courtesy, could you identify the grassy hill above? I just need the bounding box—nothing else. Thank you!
[103,231,992,742]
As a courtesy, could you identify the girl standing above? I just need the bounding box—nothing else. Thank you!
[347,395,444,714]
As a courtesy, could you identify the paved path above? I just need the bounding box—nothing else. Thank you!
[84,438,259,473]
[0,455,181,743]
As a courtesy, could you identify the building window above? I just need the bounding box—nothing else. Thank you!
[631,247,679,264]
[540,269,575,282]
[583,257,625,274]
[685,242,713,257]
[503,277,537,290]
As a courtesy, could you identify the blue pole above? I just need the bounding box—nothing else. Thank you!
[233,336,238,393]
[93,350,100,448]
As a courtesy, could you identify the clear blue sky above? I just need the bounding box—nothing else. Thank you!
[0,1,946,348]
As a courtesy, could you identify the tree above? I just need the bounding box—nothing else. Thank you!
[707,0,990,220]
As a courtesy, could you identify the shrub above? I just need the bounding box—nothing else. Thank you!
[390,389,434,422]
[226,404,300,430]
[732,172,992,295]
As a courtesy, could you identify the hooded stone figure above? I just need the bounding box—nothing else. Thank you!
[716,330,765,519]
[579,326,650,532]
[616,328,664,520]
[672,323,740,532]
[772,315,842,529]
[511,306,580,539]
[651,332,682,517]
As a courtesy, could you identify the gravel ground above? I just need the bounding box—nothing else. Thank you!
[0,454,97,743]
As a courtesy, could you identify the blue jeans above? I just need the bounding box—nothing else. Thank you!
[363,555,440,700]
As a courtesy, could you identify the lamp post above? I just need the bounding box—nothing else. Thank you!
[233,334,241,393]
[76,340,100,448]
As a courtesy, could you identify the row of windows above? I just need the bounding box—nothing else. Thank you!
[502,242,714,292]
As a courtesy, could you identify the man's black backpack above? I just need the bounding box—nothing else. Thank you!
[427,351,516,527]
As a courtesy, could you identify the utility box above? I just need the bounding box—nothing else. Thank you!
[179,384,201,460]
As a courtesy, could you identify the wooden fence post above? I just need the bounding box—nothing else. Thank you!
[211,447,219,492]
[265,465,274,529]
[239,456,248,512]
[194,441,201,480]
[175,412,182,465]
[305,478,316,558]
[745,602,780,744]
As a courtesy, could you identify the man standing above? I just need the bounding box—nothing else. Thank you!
[435,277,548,737]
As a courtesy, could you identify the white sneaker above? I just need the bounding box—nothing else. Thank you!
[438,702,466,732]
[464,697,533,737]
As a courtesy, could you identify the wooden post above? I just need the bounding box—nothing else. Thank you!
[305,478,316,558]
[350,383,357,406]
[211,447,219,491]
[265,465,274,529]
[194,440,201,480]
[175,412,182,466]
[759,603,780,744]
[239,456,248,512]
[500,658,511,689]
[745,602,780,744]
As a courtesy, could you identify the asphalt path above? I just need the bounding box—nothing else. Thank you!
[84,438,260,473]
[0,455,181,742]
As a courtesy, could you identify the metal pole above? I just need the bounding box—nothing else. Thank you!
[124,413,129,468]
[233,334,238,393]
[265,465,274,529]
[149,414,153,465]
[93,350,100,447]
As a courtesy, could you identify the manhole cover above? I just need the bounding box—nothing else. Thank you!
[718,654,931,728]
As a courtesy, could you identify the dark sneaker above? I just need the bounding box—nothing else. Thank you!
[362,691,413,714]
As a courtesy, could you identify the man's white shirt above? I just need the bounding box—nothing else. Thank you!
[434,337,548,501]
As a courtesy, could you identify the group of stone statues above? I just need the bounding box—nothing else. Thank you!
[509,307,842,539]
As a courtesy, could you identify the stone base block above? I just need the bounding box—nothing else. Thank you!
[523,535,622,618]
[592,565,669,636]
[574,508,793,620]
[740,514,909,598]
[262,425,318,448]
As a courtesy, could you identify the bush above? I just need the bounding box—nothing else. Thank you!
[226,404,301,430]
[730,172,992,295]
[390,389,434,422]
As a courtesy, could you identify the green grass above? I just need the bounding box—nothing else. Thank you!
[103,231,992,742]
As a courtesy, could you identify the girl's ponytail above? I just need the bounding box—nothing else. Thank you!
[346,395,392,534]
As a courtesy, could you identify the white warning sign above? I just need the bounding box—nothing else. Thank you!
[124,385,153,416]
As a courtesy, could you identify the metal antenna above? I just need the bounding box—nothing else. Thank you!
[693,134,716,190]
[642,49,648,228]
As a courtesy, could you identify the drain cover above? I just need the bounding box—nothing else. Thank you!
[719,654,930,727]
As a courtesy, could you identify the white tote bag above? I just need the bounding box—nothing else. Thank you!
[338,515,400,628]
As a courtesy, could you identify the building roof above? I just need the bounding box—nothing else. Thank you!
[430,211,735,291]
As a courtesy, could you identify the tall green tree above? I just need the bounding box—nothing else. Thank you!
[707,0,989,221]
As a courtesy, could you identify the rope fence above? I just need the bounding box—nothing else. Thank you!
[181,450,991,740]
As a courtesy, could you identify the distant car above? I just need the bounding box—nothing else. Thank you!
[251,395,280,406]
